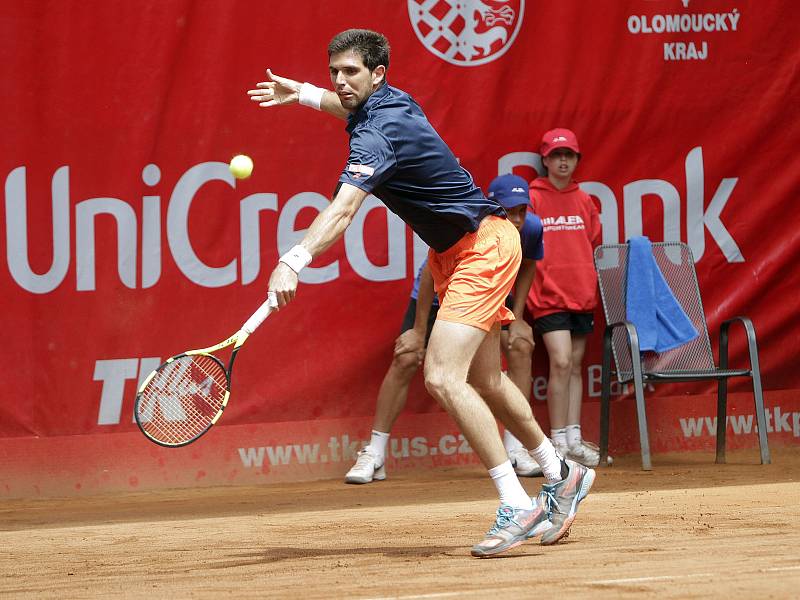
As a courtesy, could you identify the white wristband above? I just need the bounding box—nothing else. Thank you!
[279,245,313,273]
[298,82,324,111]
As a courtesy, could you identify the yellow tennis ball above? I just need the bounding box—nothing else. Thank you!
[229,154,254,179]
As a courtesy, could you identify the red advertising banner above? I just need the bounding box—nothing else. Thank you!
[2,391,799,498]
[1,1,799,494]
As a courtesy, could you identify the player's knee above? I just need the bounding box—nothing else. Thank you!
[423,369,444,398]
[424,366,455,403]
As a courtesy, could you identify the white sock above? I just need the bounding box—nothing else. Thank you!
[530,438,565,484]
[368,430,390,461]
[566,424,582,449]
[551,428,567,448]
[503,430,524,453]
[488,460,533,510]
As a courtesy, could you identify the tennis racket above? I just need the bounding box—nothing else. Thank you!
[134,292,278,447]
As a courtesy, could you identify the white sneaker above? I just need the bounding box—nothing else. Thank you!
[554,440,613,468]
[344,448,386,484]
[579,440,613,466]
[508,447,543,477]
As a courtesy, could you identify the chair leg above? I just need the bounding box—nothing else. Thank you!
[724,316,771,465]
[600,328,613,466]
[633,376,651,471]
[746,331,771,465]
[600,383,610,467]
[623,322,651,470]
[752,372,771,465]
[716,378,728,464]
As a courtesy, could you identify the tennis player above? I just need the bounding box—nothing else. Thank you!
[249,29,594,556]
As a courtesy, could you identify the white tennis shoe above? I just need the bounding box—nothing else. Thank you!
[344,447,386,484]
[554,440,613,468]
[508,447,543,477]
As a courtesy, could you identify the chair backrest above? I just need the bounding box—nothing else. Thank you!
[594,242,716,381]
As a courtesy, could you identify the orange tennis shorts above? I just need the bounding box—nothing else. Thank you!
[428,215,522,331]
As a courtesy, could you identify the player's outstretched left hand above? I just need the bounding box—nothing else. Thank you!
[248,69,302,107]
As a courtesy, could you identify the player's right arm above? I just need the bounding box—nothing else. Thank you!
[268,183,367,307]
[248,69,350,120]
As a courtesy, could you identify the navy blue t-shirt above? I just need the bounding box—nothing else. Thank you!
[520,212,544,260]
[503,212,544,309]
[338,84,504,253]
[409,257,439,306]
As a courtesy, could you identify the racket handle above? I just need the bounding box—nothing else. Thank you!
[242,292,278,335]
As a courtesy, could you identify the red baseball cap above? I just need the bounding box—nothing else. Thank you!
[540,128,580,157]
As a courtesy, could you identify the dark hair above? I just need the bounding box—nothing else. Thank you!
[328,29,390,72]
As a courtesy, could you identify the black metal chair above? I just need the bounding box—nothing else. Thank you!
[593,241,770,470]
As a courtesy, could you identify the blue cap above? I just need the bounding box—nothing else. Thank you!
[487,174,530,209]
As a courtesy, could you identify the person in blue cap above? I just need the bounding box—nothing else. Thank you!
[344,173,545,483]
[488,174,545,477]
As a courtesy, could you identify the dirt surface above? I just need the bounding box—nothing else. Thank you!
[2,448,799,599]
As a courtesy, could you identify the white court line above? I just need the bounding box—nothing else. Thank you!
[588,566,800,585]
[588,573,714,585]
[365,566,800,598]
[363,593,467,600]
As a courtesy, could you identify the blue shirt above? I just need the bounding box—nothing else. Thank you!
[504,213,544,308]
[409,258,440,306]
[520,212,544,261]
[339,84,505,253]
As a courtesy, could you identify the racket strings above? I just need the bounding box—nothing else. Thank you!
[137,354,228,445]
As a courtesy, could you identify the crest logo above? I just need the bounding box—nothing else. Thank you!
[408,0,525,67]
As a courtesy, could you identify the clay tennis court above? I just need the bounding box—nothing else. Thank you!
[2,448,798,599]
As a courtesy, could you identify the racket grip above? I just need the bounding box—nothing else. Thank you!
[242,292,278,335]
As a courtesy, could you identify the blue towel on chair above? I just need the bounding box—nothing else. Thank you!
[626,236,698,353]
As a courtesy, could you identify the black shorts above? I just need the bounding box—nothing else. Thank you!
[534,311,594,335]
[400,298,439,344]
